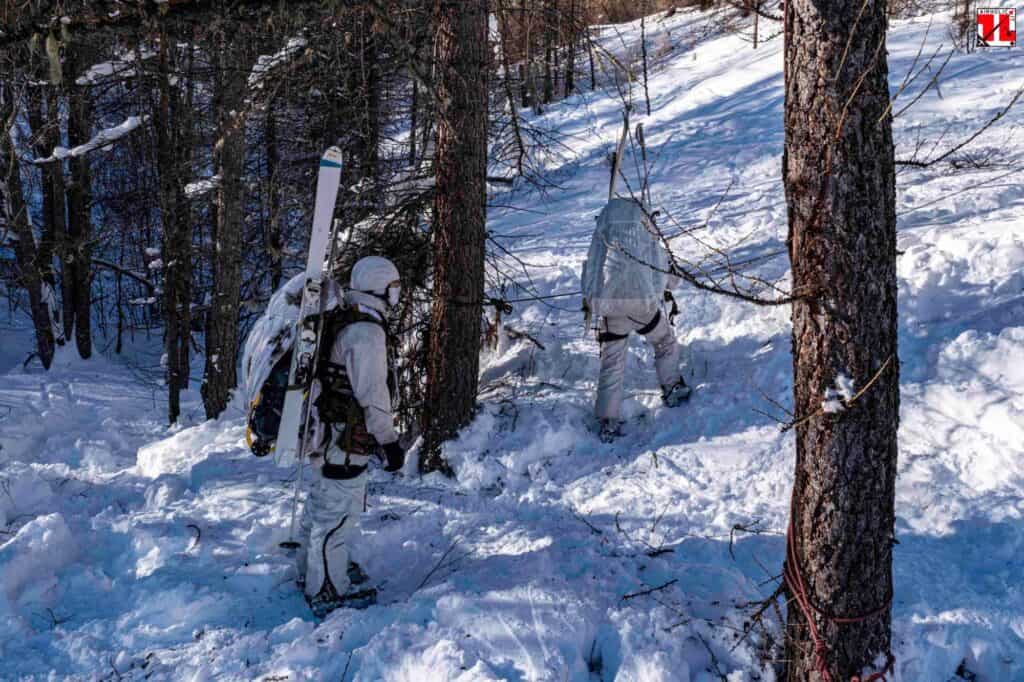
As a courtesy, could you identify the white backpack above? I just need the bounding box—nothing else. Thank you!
[581,197,668,321]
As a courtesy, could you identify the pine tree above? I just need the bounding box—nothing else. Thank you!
[64,40,95,360]
[155,30,196,425]
[422,0,489,473]
[782,0,899,678]
[202,29,247,420]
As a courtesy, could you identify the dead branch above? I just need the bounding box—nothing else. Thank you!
[622,578,678,601]
[416,539,464,591]
[896,85,1024,168]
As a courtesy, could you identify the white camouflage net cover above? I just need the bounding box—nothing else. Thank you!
[241,273,344,410]
[581,198,669,320]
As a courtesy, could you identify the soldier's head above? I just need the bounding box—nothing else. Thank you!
[350,256,401,308]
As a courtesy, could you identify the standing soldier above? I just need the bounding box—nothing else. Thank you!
[582,198,690,442]
[300,255,407,616]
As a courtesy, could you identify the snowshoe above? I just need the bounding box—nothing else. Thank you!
[307,584,378,619]
[661,379,691,407]
[599,419,623,443]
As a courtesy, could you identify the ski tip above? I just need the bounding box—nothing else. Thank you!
[320,147,343,168]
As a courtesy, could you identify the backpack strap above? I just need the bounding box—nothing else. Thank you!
[597,329,629,344]
[637,310,662,336]
[316,304,393,461]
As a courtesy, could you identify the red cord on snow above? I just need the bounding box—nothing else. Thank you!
[783,518,895,682]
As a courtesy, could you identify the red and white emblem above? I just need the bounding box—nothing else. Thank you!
[977,8,1016,47]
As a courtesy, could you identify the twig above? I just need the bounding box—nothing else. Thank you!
[730,584,785,653]
[696,632,729,681]
[340,652,354,682]
[416,539,462,591]
[622,578,678,601]
[896,85,1024,168]
[892,49,954,120]
[728,519,771,560]
[571,510,604,536]
[504,326,546,350]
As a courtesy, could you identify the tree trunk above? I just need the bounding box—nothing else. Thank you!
[753,1,759,49]
[422,0,488,473]
[341,5,382,228]
[782,0,899,679]
[30,88,71,345]
[640,6,651,116]
[563,0,576,98]
[409,77,419,167]
[65,46,95,360]
[155,35,194,424]
[587,26,596,90]
[265,110,283,290]
[542,0,554,104]
[2,88,56,369]
[202,37,246,420]
[25,88,61,343]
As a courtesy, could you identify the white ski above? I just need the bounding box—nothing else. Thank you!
[274,146,344,468]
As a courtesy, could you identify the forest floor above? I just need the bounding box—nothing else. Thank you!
[2,8,1023,681]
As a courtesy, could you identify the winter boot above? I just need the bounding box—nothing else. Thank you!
[298,560,365,591]
[347,560,369,586]
[599,419,623,443]
[661,379,691,407]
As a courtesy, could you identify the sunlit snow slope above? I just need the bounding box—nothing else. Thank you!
[1,9,1022,681]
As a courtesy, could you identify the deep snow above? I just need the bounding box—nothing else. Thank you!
[2,8,1023,681]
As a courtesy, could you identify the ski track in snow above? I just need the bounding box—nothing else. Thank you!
[2,9,1024,681]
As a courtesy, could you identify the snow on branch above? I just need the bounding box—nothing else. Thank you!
[75,50,155,86]
[185,175,221,199]
[248,37,307,90]
[32,116,149,164]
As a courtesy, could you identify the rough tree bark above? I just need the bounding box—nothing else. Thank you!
[422,0,488,473]
[340,4,382,227]
[1,86,56,368]
[154,32,195,424]
[542,0,554,104]
[202,33,246,419]
[562,0,576,98]
[264,110,284,290]
[65,43,95,359]
[782,0,899,679]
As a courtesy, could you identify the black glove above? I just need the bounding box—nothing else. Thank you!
[382,441,406,473]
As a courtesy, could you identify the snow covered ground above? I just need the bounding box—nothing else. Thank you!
[2,8,1023,681]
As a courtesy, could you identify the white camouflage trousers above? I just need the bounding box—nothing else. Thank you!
[595,305,681,422]
[299,446,370,600]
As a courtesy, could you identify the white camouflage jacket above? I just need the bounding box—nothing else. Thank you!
[325,290,399,447]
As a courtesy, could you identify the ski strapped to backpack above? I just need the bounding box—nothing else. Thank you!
[275,147,344,551]
[608,106,631,202]
[247,301,399,461]
[274,147,344,468]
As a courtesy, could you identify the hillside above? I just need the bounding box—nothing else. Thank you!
[1,8,1022,680]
